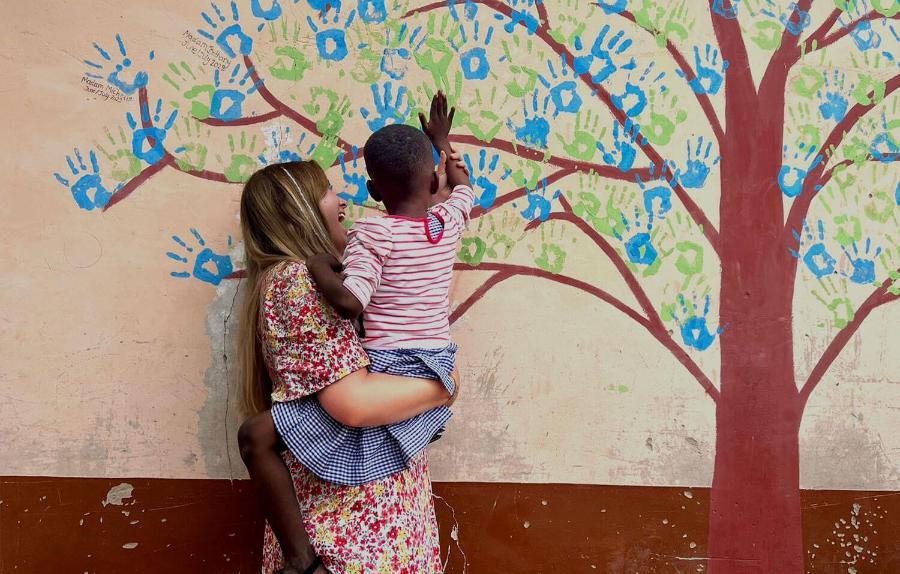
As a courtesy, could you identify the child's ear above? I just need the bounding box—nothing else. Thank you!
[430,170,439,195]
[366,180,382,202]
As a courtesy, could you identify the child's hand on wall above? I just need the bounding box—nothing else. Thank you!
[431,149,470,207]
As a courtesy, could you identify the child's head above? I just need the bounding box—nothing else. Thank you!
[363,124,437,212]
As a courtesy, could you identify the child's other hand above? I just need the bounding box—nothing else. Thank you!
[418,91,455,147]
[431,149,469,207]
[308,253,343,274]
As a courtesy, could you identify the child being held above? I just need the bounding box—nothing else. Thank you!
[280,92,475,485]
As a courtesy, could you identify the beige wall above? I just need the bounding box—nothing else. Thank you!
[1,0,897,490]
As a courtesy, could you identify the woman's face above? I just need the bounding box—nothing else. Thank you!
[318,184,349,252]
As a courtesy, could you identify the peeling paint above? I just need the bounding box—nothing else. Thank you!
[101,483,133,507]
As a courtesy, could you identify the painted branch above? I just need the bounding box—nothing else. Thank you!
[706,0,755,98]
[200,110,283,127]
[799,273,900,407]
[613,8,726,145]
[784,73,900,238]
[103,156,173,211]
[451,262,650,328]
[807,10,900,54]
[799,9,843,55]
[760,0,813,85]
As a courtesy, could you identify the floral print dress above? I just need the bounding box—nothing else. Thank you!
[258,261,443,574]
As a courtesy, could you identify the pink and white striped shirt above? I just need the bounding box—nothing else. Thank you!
[342,185,476,350]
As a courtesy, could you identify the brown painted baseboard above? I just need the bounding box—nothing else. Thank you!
[1,477,897,573]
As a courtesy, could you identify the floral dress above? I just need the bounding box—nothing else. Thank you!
[258,261,443,574]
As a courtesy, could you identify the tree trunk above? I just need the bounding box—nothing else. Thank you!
[709,116,805,571]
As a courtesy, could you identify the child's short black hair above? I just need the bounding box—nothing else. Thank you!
[363,124,433,187]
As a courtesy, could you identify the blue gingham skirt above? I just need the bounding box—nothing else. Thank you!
[271,344,457,486]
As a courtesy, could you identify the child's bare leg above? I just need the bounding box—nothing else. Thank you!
[238,411,318,572]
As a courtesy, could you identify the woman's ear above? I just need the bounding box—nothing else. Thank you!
[366,180,381,202]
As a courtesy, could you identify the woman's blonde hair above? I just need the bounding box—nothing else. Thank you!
[237,161,340,416]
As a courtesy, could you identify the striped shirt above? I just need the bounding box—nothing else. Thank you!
[342,185,476,350]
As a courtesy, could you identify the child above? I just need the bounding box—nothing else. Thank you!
[300,91,474,480]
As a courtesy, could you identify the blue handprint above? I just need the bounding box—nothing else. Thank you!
[678,45,728,95]
[637,176,673,220]
[538,54,583,117]
[597,120,639,173]
[168,229,234,286]
[209,64,263,121]
[840,3,884,51]
[497,0,541,34]
[679,137,720,189]
[789,219,836,279]
[198,1,254,59]
[519,178,559,222]
[53,148,116,211]
[778,143,822,198]
[256,129,317,165]
[358,0,390,24]
[509,90,551,148]
[381,23,427,80]
[339,147,369,205]
[250,0,282,30]
[817,71,849,122]
[672,293,721,351]
[842,238,882,285]
[464,150,512,209]
[596,0,627,15]
[870,114,900,162]
[711,0,740,20]
[306,3,358,62]
[776,3,812,36]
[360,82,411,131]
[456,21,496,81]
[572,24,636,84]
[612,82,648,118]
[126,98,178,166]
[614,206,658,267]
[84,34,152,95]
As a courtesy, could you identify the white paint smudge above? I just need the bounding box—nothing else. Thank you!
[683,490,694,499]
[523,521,530,529]
[122,543,138,550]
[102,483,134,507]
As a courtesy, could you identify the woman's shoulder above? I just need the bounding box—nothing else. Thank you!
[265,260,315,303]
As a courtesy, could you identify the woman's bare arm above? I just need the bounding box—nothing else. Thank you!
[317,369,457,427]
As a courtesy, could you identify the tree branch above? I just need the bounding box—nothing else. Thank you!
[706,0,755,96]
[450,262,647,326]
[799,272,900,407]
[784,73,900,238]
[612,8,726,146]
[761,0,813,87]
[452,261,720,402]
[803,10,900,55]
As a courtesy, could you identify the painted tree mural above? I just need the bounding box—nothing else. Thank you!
[55,0,899,571]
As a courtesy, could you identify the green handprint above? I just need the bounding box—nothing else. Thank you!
[270,46,312,82]
[852,75,886,106]
[415,13,458,92]
[303,87,353,137]
[572,177,632,238]
[501,37,542,98]
[642,89,687,146]
[504,158,544,191]
[864,191,895,224]
[556,111,602,161]
[311,136,343,169]
[413,72,468,129]
[465,86,509,143]
[534,242,567,274]
[171,116,211,172]
[217,132,258,183]
[787,101,822,151]
[548,12,587,47]
[812,277,854,329]
[793,67,825,99]
[751,20,784,51]
[162,61,215,120]
[96,125,142,182]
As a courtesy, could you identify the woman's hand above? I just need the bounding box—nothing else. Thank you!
[431,149,470,207]
[446,367,462,408]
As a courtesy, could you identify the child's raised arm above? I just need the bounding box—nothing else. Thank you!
[419,91,471,190]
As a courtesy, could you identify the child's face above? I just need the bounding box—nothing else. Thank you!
[318,184,348,252]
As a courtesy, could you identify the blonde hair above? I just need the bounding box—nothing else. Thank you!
[237,161,340,416]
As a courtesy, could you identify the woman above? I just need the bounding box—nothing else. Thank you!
[236,157,465,573]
